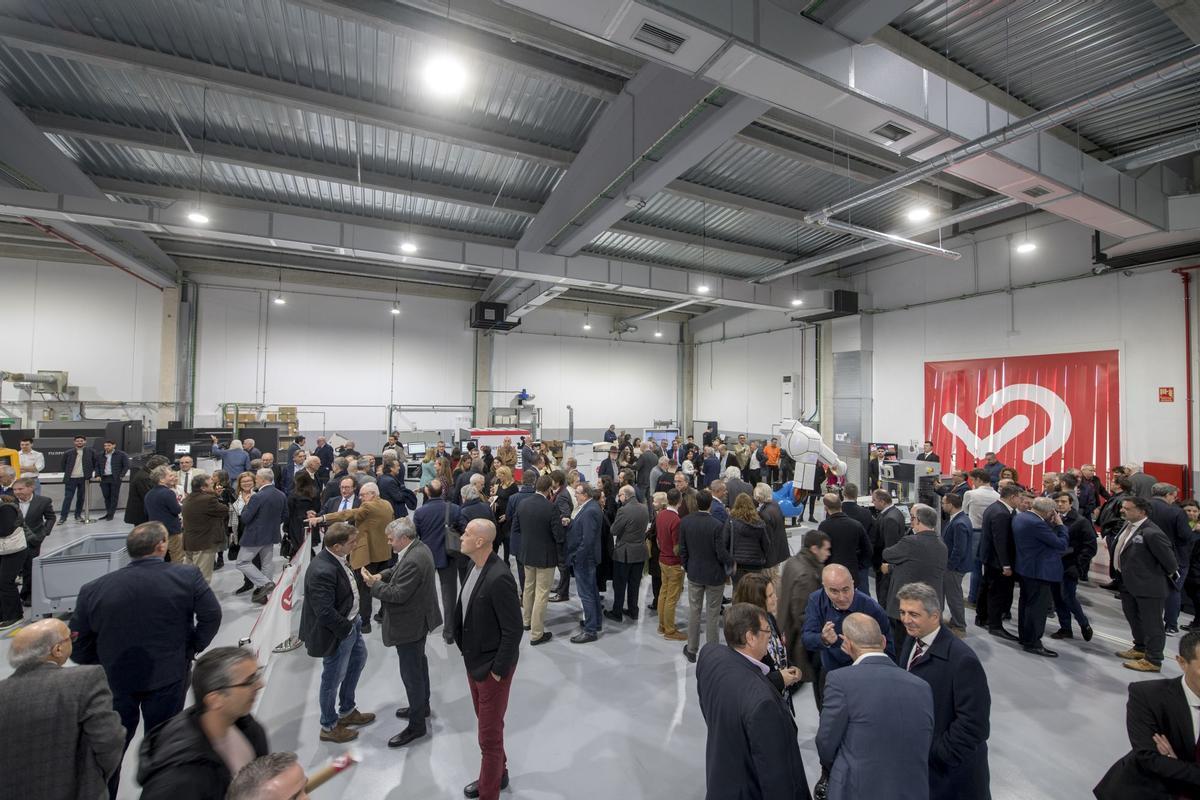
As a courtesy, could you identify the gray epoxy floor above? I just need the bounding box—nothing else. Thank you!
[0,516,1166,799]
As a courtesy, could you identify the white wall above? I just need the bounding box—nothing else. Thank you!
[492,308,680,433]
[693,310,817,435]
[193,283,475,433]
[1,256,163,402]
[848,214,1195,469]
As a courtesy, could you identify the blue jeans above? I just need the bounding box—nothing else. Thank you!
[61,477,87,520]
[967,529,983,603]
[1165,565,1190,630]
[319,617,367,729]
[1052,576,1090,633]
[574,558,602,634]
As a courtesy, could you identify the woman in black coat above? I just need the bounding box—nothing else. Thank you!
[123,455,169,525]
[286,472,320,557]
[492,466,520,560]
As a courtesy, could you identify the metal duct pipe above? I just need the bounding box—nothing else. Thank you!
[815,218,962,261]
[804,46,1200,224]
[762,197,1019,282]
[621,299,695,324]
[1105,131,1200,171]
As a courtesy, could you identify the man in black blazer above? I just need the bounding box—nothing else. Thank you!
[696,602,810,800]
[12,477,55,606]
[517,475,565,645]
[819,493,872,592]
[976,486,1022,640]
[1113,496,1180,672]
[96,440,130,520]
[1151,483,1195,635]
[872,489,907,606]
[1096,630,1200,799]
[916,441,940,463]
[453,519,523,800]
[322,476,362,516]
[69,521,221,798]
[897,582,991,800]
[298,522,376,743]
[60,434,97,523]
[597,445,621,483]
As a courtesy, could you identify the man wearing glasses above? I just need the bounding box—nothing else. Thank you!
[137,646,271,798]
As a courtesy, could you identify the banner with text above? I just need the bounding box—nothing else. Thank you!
[924,350,1120,487]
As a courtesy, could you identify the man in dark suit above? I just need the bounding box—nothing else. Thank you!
[819,493,872,592]
[299,522,376,743]
[566,483,604,643]
[69,522,222,798]
[96,440,129,520]
[976,486,1022,640]
[12,476,55,606]
[882,503,947,650]
[362,517,441,748]
[897,582,991,800]
[872,489,907,606]
[286,435,306,465]
[453,519,524,800]
[313,436,335,483]
[816,612,932,800]
[635,446,659,497]
[1114,495,1180,673]
[1012,496,1069,658]
[680,490,734,662]
[237,468,287,604]
[548,470,575,602]
[413,480,466,644]
[1095,630,1200,799]
[940,492,974,633]
[1129,464,1157,500]
[322,476,362,516]
[0,618,125,800]
[916,440,941,463]
[723,467,753,509]
[321,457,351,504]
[1152,483,1195,636]
[516,475,565,646]
[60,434,97,523]
[696,603,810,800]
[598,445,621,483]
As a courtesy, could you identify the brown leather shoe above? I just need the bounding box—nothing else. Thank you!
[663,630,688,641]
[320,725,358,743]
[338,709,376,727]
[1123,658,1162,673]
[1115,648,1146,660]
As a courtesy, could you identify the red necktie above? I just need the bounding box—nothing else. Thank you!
[908,639,926,671]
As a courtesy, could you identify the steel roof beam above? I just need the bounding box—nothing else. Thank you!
[609,220,793,262]
[0,17,575,170]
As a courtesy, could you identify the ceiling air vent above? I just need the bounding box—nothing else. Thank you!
[632,21,687,55]
[1023,185,1052,199]
[310,245,339,254]
[871,121,913,144]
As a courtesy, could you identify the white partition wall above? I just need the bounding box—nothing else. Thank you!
[2,257,163,401]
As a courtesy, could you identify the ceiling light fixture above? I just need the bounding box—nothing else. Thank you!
[399,240,418,255]
[791,298,804,306]
[187,209,209,225]
[390,305,401,315]
[273,268,286,305]
[907,207,932,223]
[697,283,710,294]
[423,53,469,98]
[1016,241,1037,254]
[583,307,592,331]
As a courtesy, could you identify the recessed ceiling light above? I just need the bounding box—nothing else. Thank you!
[390,306,401,315]
[399,241,418,254]
[273,296,286,305]
[906,207,932,223]
[187,209,209,225]
[654,330,663,337]
[697,284,710,294]
[582,322,592,331]
[791,298,804,306]
[1016,241,1037,254]
[423,54,469,97]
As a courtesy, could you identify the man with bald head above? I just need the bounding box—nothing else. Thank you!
[453,518,524,800]
[0,618,125,798]
[801,562,893,710]
[816,612,934,800]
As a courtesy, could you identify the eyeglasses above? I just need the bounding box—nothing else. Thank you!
[758,627,772,635]
[221,668,265,690]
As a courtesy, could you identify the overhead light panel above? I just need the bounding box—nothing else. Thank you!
[390,305,401,315]
[906,207,932,223]
[1015,241,1037,254]
[187,209,209,225]
[399,240,418,254]
[696,284,710,294]
[791,298,804,306]
[273,295,286,305]
[423,54,469,98]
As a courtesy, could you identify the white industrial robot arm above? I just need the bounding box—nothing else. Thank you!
[778,419,846,490]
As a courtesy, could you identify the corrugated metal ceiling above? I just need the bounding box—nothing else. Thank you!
[892,0,1200,154]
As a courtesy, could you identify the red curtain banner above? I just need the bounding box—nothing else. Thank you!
[924,350,1120,487]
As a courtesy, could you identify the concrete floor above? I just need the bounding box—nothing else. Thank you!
[0,515,1167,799]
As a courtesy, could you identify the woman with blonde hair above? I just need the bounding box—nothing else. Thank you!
[419,448,437,490]
[493,465,519,561]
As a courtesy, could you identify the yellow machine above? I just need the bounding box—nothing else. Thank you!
[0,448,19,477]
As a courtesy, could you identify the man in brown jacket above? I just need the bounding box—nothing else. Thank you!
[312,481,394,633]
[182,474,231,583]
[777,529,831,685]
[495,438,517,469]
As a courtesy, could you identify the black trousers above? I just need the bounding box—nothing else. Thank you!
[610,560,644,618]
[0,550,27,621]
[355,560,389,623]
[109,678,187,798]
[437,555,470,635]
[99,477,121,518]
[648,536,662,606]
[874,571,891,608]
[1121,590,1167,663]
[18,541,41,603]
[554,546,571,598]
[977,564,1016,629]
[395,636,431,730]
[1017,576,1052,646]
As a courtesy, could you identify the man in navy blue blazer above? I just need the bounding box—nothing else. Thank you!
[96,440,130,520]
[238,468,288,604]
[897,581,991,800]
[940,492,974,633]
[816,612,933,800]
[70,521,221,798]
[1012,497,1069,657]
[566,483,605,643]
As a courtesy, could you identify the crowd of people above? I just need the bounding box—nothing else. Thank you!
[2,426,1199,799]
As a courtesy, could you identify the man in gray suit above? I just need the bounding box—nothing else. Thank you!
[722,466,753,510]
[362,517,442,748]
[0,618,124,799]
[816,613,934,800]
[882,503,948,650]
